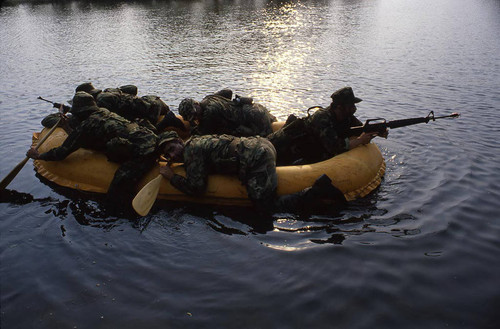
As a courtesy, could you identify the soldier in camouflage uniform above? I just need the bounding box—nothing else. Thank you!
[178,89,277,137]
[41,82,186,134]
[267,86,383,166]
[158,132,346,214]
[27,91,175,211]
[83,82,186,133]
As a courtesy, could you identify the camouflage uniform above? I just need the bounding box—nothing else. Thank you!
[168,134,345,213]
[267,87,363,165]
[170,134,278,209]
[179,90,276,137]
[75,82,185,133]
[41,113,79,131]
[38,92,162,208]
[268,108,362,165]
[95,89,163,128]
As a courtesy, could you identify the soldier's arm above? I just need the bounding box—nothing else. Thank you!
[309,114,347,156]
[37,127,85,161]
[169,155,208,196]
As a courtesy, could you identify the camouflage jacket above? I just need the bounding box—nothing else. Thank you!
[96,90,168,127]
[39,108,158,162]
[170,134,276,196]
[267,107,362,165]
[305,107,363,157]
[193,95,276,137]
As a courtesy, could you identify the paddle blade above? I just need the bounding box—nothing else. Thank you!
[132,175,163,216]
[0,157,30,190]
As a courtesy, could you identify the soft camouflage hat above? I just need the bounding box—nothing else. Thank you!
[75,82,102,96]
[178,98,198,121]
[158,131,180,147]
[330,87,362,105]
[71,91,97,113]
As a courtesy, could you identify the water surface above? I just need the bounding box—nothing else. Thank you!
[1,0,500,328]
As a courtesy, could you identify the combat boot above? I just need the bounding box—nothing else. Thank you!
[310,174,347,205]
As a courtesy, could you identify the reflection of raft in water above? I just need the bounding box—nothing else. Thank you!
[32,123,386,207]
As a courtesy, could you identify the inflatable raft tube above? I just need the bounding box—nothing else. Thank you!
[32,125,385,207]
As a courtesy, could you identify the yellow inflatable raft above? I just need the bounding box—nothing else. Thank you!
[32,123,385,206]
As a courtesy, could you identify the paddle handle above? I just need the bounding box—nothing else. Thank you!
[0,118,61,190]
[32,118,62,150]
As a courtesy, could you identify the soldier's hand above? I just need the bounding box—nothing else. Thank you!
[58,114,73,133]
[359,132,377,144]
[26,148,40,159]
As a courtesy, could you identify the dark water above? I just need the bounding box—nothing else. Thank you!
[1,0,500,328]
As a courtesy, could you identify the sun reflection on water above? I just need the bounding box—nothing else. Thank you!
[249,2,322,118]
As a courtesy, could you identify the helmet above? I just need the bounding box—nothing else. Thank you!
[178,98,198,122]
[214,88,233,99]
[119,84,138,96]
[142,95,170,116]
[157,131,180,147]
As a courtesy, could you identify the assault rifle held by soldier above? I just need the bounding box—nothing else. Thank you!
[37,96,72,113]
[349,111,460,137]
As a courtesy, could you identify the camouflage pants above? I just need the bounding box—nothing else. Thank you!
[236,138,278,209]
[106,154,157,209]
[106,128,158,209]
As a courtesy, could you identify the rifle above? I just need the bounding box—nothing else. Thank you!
[37,96,71,113]
[349,111,460,137]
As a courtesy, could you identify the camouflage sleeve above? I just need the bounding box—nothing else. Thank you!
[38,127,85,161]
[235,104,274,136]
[169,147,208,196]
[197,102,233,135]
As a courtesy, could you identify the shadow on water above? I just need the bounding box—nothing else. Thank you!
[0,177,137,230]
[148,187,407,247]
[3,172,419,246]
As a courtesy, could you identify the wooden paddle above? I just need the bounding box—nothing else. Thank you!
[132,174,163,216]
[0,117,62,190]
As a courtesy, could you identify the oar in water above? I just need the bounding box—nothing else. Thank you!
[0,117,62,190]
[132,174,163,216]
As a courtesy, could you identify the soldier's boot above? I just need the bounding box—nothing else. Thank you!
[274,174,347,212]
[310,174,347,204]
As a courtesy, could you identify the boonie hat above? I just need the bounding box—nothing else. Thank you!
[75,82,102,97]
[71,91,97,113]
[330,87,362,105]
[158,131,180,147]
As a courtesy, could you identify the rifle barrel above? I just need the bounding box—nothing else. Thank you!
[386,117,429,129]
[349,112,459,136]
[37,96,54,104]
